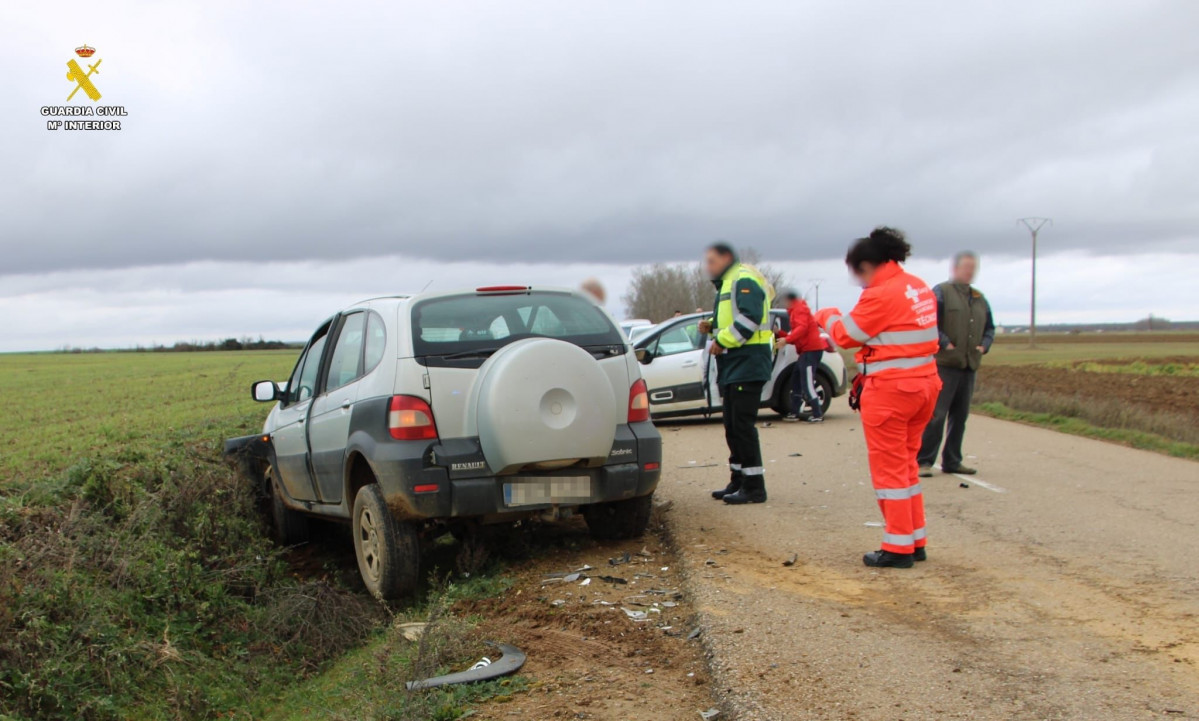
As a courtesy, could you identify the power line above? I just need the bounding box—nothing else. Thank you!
[1017,217,1052,348]
[807,279,825,310]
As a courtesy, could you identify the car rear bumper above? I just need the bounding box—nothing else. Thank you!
[369,421,662,521]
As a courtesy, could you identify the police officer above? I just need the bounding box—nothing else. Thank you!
[700,242,775,505]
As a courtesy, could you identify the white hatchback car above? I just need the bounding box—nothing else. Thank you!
[225,286,662,599]
[632,311,847,419]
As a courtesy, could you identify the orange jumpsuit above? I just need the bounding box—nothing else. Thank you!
[815,261,942,554]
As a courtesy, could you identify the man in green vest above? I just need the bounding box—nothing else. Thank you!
[918,251,995,477]
[698,242,775,505]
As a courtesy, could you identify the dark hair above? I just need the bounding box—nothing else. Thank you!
[845,226,911,272]
[783,289,800,301]
[707,241,737,260]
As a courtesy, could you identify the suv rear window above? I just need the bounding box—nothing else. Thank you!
[411,292,623,362]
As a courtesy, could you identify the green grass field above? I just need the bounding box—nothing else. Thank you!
[0,350,511,721]
[0,351,294,485]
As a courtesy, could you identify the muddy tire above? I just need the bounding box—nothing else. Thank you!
[352,484,420,600]
[583,493,654,540]
[268,466,309,545]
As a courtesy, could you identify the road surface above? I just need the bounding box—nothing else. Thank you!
[657,400,1198,720]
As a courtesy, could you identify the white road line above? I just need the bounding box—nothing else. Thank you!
[934,465,1007,493]
[947,471,1006,493]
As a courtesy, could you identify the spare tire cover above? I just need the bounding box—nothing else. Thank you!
[472,338,618,474]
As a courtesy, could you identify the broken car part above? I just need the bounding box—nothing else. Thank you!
[406,642,526,691]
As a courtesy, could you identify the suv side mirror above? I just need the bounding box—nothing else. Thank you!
[252,380,282,402]
[635,348,652,365]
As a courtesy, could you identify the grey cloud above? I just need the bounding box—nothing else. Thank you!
[2,1,1198,276]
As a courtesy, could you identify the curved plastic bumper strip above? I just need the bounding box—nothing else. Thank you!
[405,642,526,691]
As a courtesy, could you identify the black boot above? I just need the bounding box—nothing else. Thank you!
[913,547,927,562]
[863,550,914,568]
[711,474,742,500]
[723,476,767,505]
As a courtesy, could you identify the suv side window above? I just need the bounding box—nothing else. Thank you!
[327,312,366,391]
[363,311,386,375]
[290,331,329,404]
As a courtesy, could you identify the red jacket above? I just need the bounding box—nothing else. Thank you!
[814,261,939,379]
[780,298,823,353]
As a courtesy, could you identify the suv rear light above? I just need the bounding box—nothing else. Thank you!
[388,395,438,440]
[628,379,650,423]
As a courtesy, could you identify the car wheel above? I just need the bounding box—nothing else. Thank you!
[583,493,654,540]
[770,367,795,415]
[352,484,420,600]
[771,368,835,418]
[268,466,309,546]
[797,373,835,420]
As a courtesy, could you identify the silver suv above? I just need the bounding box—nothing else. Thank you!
[225,286,662,599]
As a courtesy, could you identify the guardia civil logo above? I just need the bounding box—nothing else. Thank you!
[41,44,128,131]
[66,43,102,101]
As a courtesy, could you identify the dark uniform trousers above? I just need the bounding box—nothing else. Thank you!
[917,366,975,470]
[722,382,765,487]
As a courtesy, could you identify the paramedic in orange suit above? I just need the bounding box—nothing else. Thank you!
[814,227,942,569]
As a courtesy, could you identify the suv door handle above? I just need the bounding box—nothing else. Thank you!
[340,400,352,409]
[681,360,698,368]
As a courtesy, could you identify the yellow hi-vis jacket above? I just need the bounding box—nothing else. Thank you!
[710,263,775,385]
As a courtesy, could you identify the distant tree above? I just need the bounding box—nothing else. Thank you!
[622,246,788,322]
[1134,314,1172,331]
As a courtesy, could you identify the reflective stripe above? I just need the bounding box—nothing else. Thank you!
[725,324,747,342]
[913,527,927,541]
[839,314,871,343]
[733,310,760,333]
[875,483,922,501]
[868,327,939,345]
[730,463,742,471]
[741,466,765,476]
[718,293,731,302]
[883,532,916,546]
[859,355,935,375]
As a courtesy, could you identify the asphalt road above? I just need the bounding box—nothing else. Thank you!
[657,399,1199,721]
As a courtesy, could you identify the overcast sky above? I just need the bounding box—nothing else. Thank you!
[2,1,1197,351]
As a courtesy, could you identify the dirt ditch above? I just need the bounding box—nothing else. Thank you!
[286,510,718,720]
[461,511,718,720]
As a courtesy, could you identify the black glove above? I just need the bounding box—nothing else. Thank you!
[848,374,864,412]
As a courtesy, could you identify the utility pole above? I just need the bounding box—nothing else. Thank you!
[808,279,825,309]
[1017,217,1052,348]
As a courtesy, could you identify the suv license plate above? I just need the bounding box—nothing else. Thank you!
[504,477,592,507]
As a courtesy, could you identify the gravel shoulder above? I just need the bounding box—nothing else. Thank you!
[658,400,1199,720]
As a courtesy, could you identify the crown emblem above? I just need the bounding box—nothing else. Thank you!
[75,44,96,58]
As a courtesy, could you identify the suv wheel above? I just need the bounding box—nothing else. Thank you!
[268,466,309,545]
[583,493,654,540]
[352,484,420,600]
